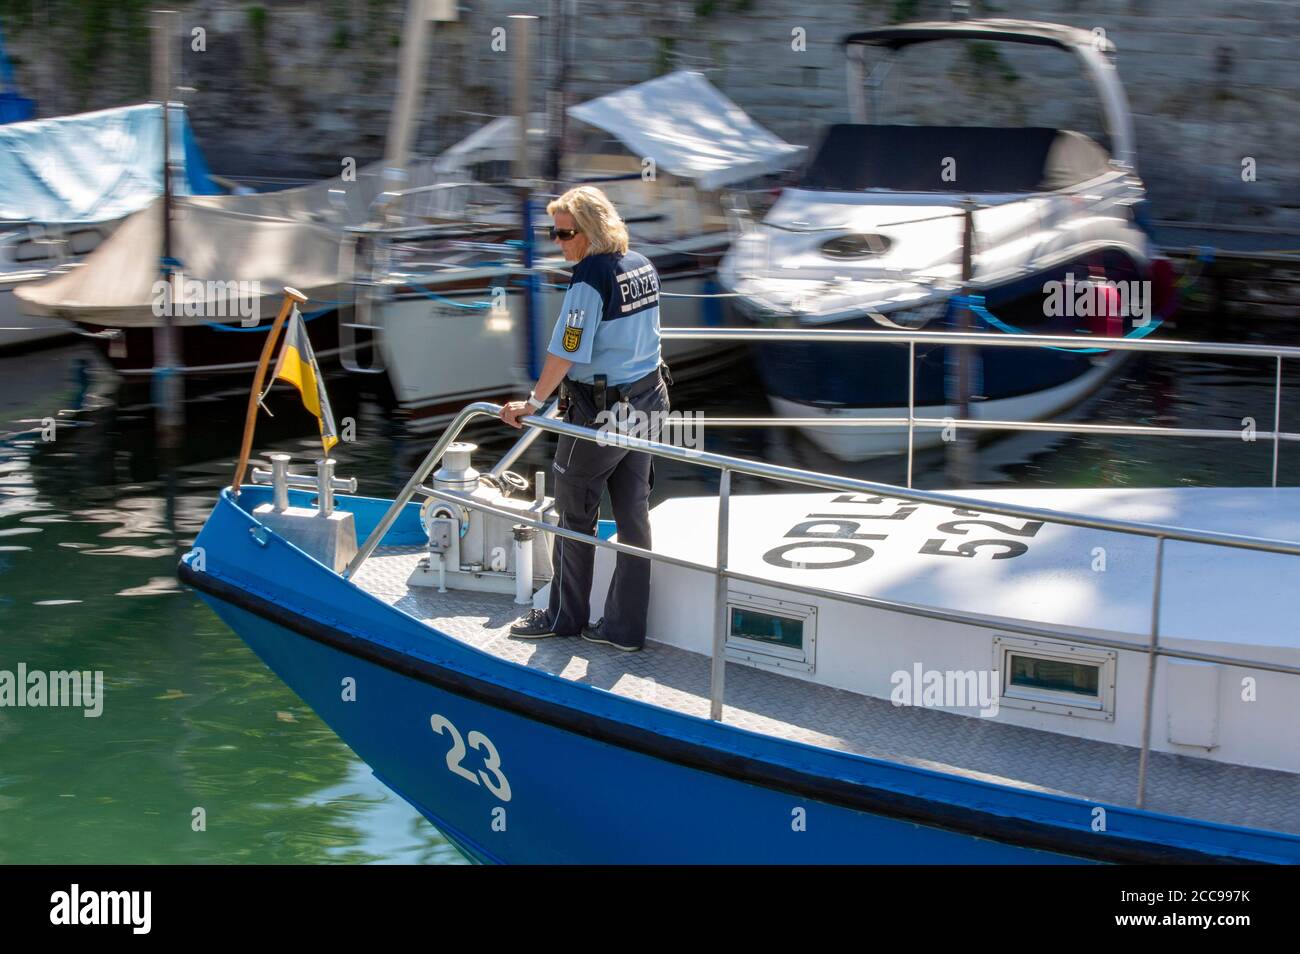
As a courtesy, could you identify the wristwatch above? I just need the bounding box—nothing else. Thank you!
[526,391,545,411]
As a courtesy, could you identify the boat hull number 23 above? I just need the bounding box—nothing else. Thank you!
[430,714,512,802]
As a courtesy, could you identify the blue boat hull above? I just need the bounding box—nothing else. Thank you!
[206,600,1087,863]
[746,253,1149,409]
[179,487,1300,864]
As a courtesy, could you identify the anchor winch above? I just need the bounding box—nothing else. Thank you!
[410,441,556,597]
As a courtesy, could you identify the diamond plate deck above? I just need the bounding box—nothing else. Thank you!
[354,547,1300,835]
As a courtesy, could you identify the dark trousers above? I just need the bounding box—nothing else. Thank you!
[547,376,669,644]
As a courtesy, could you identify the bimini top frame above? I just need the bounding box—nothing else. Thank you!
[842,18,1135,170]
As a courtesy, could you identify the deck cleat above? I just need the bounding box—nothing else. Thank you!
[249,454,359,573]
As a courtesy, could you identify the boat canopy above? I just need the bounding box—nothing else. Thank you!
[801,125,1111,193]
[434,71,806,191]
[841,19,1135,168]
[0,103,219,225]
[14,195,348,326]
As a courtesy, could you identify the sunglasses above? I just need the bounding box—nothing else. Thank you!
[549,227,581,241]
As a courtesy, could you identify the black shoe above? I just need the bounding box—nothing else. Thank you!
[510,609,569,638]
[581,618,643,652]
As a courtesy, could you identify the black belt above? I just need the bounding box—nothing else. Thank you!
[563,365,666,413]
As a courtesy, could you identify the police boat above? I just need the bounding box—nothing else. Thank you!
[717,20,1175,462]
[180,376,1300,863]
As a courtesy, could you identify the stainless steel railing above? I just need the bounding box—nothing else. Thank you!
[657,326,1298,490]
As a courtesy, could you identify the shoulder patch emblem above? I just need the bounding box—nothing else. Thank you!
[562,309,585,353]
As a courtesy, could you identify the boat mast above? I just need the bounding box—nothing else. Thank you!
[511,14,542,380]
[152,8,183,448]
[384,0,458,185]
[543,0,573,187]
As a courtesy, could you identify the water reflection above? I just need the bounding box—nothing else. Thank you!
[0,348,464,864]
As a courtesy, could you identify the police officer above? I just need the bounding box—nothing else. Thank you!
[500,186,669,652]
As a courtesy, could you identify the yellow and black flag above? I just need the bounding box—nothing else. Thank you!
[269,305,339,454]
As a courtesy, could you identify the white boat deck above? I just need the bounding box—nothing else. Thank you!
[353,546,1300,837]
[650,487,1300,659]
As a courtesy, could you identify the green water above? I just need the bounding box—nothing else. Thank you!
[1,328,1295,863]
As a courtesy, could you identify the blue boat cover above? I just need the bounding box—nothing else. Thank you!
[0,22,35,123]
[0,103,219,224]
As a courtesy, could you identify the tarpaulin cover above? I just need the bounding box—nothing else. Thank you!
[435,71,805,190]
[0,103,219,225]
[14,195,349,326]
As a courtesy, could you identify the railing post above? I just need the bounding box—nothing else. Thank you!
[907,340,916,489]
[710,468,732,721]
[1273,356,1282,489]
[1136,535,1165,809]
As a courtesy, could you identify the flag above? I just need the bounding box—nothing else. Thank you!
[271,306,338,454]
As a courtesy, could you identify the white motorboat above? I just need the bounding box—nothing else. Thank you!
[717,20,1175,461]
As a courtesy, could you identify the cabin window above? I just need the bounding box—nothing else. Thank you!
[725,592,817,674]
[67,229,103,256]
[993,636,1115,721]
[731,607,803,651]
[13,240,52,263]
[1008,655,1100,696]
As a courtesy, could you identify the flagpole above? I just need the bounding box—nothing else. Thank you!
[231,288,309,496]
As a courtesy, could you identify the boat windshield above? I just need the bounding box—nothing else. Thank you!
[859,39,1111,149]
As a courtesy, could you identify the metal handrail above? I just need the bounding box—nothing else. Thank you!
[659,325,1293,489]
[348,406,1300,574]
[661,325,1300,359]
[662,415,1300,440]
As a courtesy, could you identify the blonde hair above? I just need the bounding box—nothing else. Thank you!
[546,185,629,257]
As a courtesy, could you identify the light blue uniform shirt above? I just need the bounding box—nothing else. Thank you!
[547,250,662,385]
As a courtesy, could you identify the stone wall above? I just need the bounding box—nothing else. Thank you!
[2,0,1296,225]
